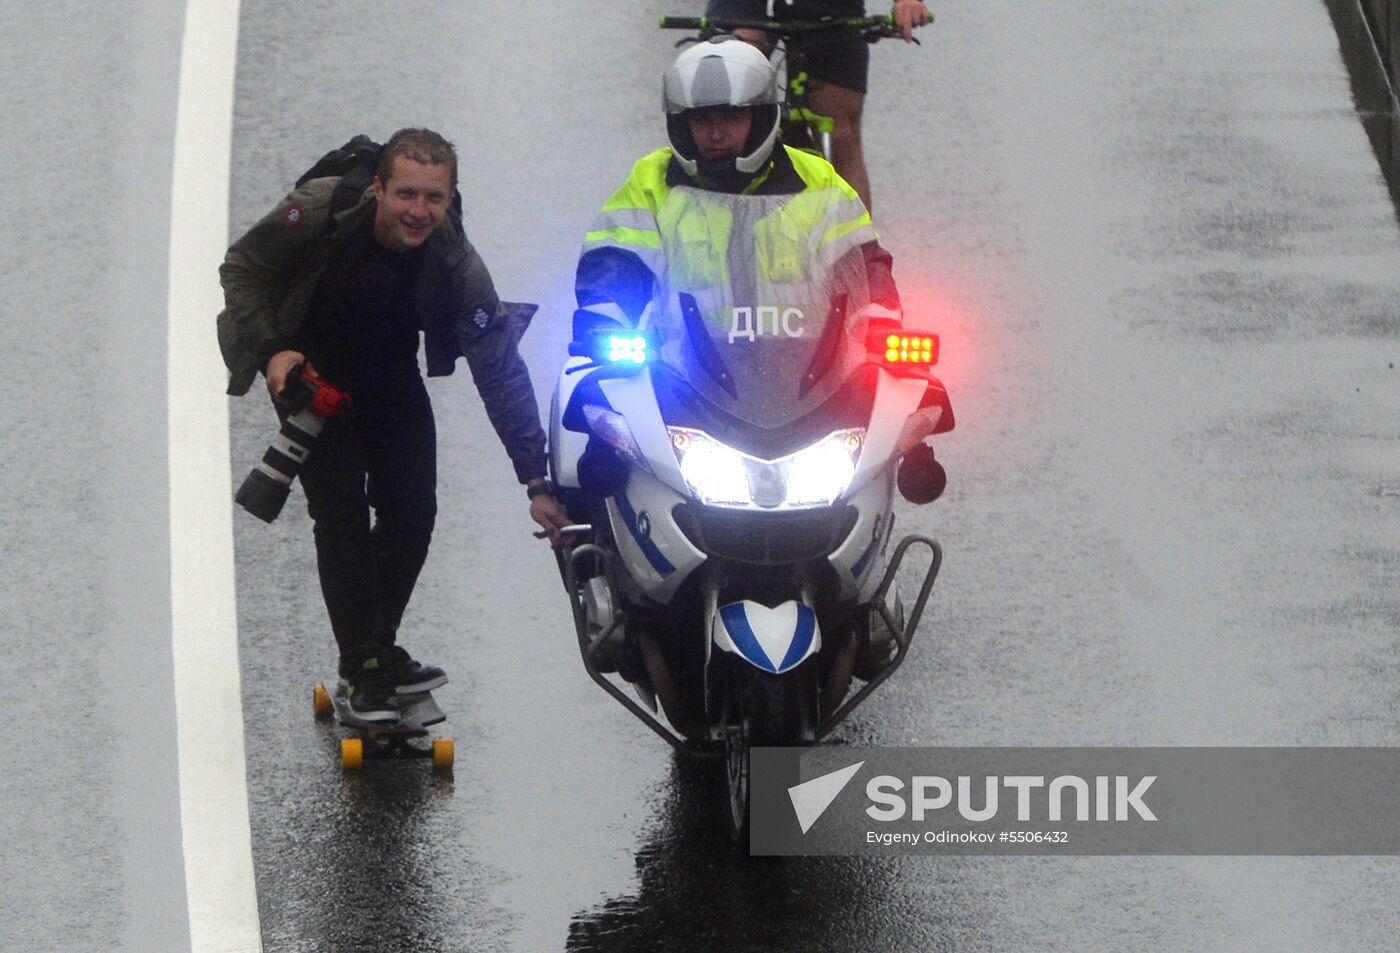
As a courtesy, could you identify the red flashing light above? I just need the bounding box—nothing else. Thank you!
[870,330,939,370]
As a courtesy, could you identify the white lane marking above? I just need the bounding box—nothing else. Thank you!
[167,0,262,951]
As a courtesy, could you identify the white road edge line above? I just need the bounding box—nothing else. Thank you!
[166,1,262,952]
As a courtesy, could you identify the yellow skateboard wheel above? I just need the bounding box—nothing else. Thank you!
[341,738,364,770]
[432,738,454,771]
[313,683,333,719]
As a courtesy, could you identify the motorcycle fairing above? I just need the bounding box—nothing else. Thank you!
[649,360,876,462]
[850,511,889,582]
[603,468,706,604]
[827,467,898,602]
[598,372,688,491]
[711,600,821,674]
[613,491,676,576]
[847,373,930,496]
[549,355,595,489]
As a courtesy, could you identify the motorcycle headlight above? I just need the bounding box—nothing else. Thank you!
[667,428,864,509]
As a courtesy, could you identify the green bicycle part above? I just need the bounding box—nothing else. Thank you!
[788,107,835,135]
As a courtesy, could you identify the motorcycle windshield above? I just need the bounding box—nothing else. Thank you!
[647,185,876,431]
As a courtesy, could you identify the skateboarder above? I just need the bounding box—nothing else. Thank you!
[218,128,571,721]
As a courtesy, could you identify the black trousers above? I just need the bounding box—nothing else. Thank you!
[702,0,871,93]
[294,374,437,677]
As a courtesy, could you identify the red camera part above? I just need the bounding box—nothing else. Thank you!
[302,368,352,418]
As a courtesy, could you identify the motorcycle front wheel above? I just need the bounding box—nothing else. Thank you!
[724,663,819,845]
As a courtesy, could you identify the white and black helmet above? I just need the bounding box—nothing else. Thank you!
[663,36,782,179]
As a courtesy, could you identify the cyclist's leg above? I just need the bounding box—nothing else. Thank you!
[799,14,873,209]
[806,79,871,210]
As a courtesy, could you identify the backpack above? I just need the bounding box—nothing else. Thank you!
[295,134,464,231]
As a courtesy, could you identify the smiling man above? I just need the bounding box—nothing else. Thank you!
[371,151,451,250]
[219,128,569,721]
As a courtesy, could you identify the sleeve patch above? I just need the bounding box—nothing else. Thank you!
[285,204,305,227]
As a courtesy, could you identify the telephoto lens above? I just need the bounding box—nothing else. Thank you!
[234,366,349,522]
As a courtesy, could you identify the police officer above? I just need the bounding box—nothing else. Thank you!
[576,37,901,338]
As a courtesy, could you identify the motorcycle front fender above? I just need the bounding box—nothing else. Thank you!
[710,599,822,675]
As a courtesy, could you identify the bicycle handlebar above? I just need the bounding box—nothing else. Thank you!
[659,14,910,38]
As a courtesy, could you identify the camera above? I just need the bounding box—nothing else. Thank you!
[235,364,350,523]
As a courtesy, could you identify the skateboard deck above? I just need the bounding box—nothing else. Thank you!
[313,681,454,770]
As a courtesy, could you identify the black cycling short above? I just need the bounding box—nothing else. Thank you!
[703,0,871,94]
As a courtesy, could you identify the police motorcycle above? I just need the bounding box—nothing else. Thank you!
[549,192,953,840]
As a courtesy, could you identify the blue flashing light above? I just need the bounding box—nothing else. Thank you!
[604,333,650,366]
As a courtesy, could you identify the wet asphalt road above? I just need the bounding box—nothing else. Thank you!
[1,2,190,951]
[3,0,1398,950]
[229,1,1400,950]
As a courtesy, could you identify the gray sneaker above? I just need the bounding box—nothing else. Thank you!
[385,644,448,694]
[342,661,400,723]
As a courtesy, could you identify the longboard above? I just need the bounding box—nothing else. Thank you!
[313,681,454,771]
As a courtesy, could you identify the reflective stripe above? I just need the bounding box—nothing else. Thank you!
[581,149,675,269]
[583,225,662,250]
[589,206,661,234]
[817,222,879,270]
[785,149,876,262]
[822,213,876,250]
[809,195,873,250]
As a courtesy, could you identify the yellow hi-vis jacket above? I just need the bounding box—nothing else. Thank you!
[574,145,898,332]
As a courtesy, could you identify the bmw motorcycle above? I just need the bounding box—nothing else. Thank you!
[549,191,953,839]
